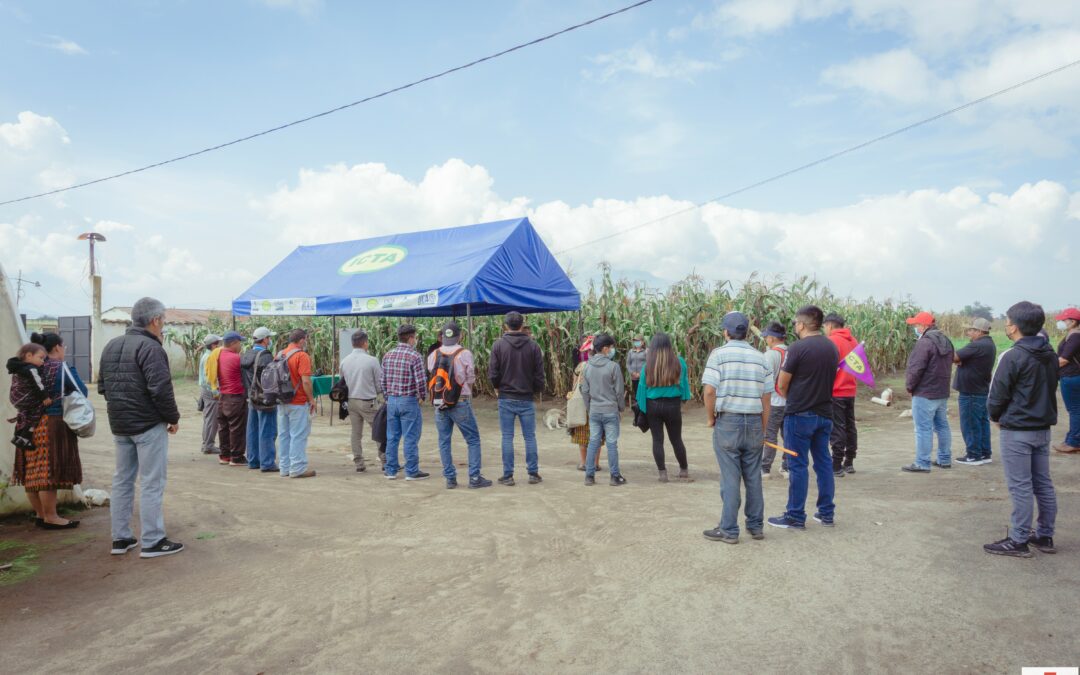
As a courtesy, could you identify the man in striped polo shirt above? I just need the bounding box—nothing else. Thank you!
[701,311,771,544]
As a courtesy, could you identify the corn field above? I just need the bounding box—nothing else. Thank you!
[196,268,918,400]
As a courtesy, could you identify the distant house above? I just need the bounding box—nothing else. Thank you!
[99,306,232,374]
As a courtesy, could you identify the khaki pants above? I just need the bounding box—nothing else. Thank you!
[348,399,380,467]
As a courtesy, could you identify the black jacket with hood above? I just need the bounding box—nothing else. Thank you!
[98,327,181,436]
[988,336,1059,431]
[241,347,275,411]
[905,326,955,399]
[488,331,545,400]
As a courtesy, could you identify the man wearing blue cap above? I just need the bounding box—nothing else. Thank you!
[701,311,771,544]
[216,331,249,466]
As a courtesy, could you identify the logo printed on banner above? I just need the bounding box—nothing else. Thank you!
[339,245,408,274]
[350,290,439,314]
[251,298,317,316]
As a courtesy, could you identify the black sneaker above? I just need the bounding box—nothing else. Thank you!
[812,513,835,528]
[702,527,738,544]
[140,538,185,559]
[446,477,458,489]
[844,464,855,474]
[983,536,1032,558]
[932,460,952,469]
[833,467,845,478]
[584,475,596,486]
[468,475,493,489]
[767,515,805,530]
[1028,535,1056,554]
[955,455,982,466]
[749,530,765,540]
[528,473,543,484]
[498,474,515,486]
[901,463,931,473]
[111,538,138,555]
[405,471,430,481]
[609,474,627,486]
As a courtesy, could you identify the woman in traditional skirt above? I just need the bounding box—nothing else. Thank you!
[568,342,603,472]
[19,333,85,529]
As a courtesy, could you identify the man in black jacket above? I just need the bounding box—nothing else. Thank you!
[984,301,1059,558]
[488,311,545,486]
[953,318,996,466]
[901,311,956,473]
[99,297,184,559]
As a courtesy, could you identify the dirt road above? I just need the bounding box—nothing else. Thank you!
[1,380,1077,673]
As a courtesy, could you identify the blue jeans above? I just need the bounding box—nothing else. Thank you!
[957,393,991,460]
[110,423,169,546]
[435,400,482,479]
[385,396,423,477]
[277,404,311,477]
[714,413,764,537]
[498,398,538,476]
[586,411,621,477]
[1001,429,1056,543]
[783,412,835,524]
[246,405,278,469]
[912,396,952,468]
[1061,375,1080,447]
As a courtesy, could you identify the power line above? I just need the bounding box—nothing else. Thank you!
[553,56,1080,255]
[0,0,654,208]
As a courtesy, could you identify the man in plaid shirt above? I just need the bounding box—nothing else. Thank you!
[380,324,430,480]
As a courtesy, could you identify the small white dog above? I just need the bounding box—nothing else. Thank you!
[544,408,567,430]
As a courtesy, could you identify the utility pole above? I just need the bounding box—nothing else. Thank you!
[79,232,106,382]
[13,269,41,306]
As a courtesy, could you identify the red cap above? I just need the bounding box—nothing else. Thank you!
[1056,308,1080,322]
[905,311,935,326]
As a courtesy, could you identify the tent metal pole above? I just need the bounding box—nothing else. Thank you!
[466,303,473,348]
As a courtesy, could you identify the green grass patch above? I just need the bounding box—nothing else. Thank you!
[57,532,96,546]
[195,532,217,540]
[0,540,41,587]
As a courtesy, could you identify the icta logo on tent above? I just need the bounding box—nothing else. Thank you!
[339,245,408,274]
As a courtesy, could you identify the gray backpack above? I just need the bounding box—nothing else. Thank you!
[260,348,301,406]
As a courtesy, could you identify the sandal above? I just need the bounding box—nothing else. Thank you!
[39,520,80,530]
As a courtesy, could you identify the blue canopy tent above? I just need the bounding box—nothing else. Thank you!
[233,217,579,318]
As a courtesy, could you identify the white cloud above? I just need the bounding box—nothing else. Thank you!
[33,35,88,55]
[822,49,949,104]
[254,159,1076,311]
[0,111,70,151]
[587,45,719,82]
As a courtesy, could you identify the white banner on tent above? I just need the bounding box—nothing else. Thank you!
[351,290,439,314]
[250,297,318,316]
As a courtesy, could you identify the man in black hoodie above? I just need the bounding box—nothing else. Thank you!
[488,311,545,486]
[983,301,1059,558]
[901,311,955,473]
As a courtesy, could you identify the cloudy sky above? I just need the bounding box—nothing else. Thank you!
[2,0,1078,318]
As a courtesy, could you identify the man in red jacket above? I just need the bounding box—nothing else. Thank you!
[824,314,859,477]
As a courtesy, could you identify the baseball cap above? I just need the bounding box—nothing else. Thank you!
[722,311,749,336]
[252,326,277,340]
[442,321,461,339]
[964,318,992,332]
[223,330,243,344]
[905,311,935,326]
[1055,308,1080,322]
[202,333,223,348]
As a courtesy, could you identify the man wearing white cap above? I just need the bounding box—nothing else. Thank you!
[243,327,279,472]
[198,333,223,454]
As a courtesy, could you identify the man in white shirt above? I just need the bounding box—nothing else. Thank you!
[340,330,383,472]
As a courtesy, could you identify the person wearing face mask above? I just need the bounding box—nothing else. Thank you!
[984,301,1059,557]
[380,324,430,481]
[580,333,627,486]
[953,318,996,466]
[1053,308,1080,454]
[626,336,647,403]
[901,311,956,473]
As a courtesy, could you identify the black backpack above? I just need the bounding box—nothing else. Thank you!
[427,347,465,410]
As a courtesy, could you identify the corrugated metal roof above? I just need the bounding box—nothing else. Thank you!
[102,307,231,325]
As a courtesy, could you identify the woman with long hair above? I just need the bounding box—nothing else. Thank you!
[9,332,85,528]
[636,332,691,482]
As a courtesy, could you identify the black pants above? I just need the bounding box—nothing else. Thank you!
[218,393,249,462]
[646,397,687,470]
[830,396,857,467]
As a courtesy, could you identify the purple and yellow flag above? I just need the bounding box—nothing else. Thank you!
[839,342,875,387]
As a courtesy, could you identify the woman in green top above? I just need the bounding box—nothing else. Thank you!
[636,332,692,482]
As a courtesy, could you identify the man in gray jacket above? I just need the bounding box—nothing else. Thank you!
[581,333,627,486]
[901,311,956,473]
[99,297,183,559]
